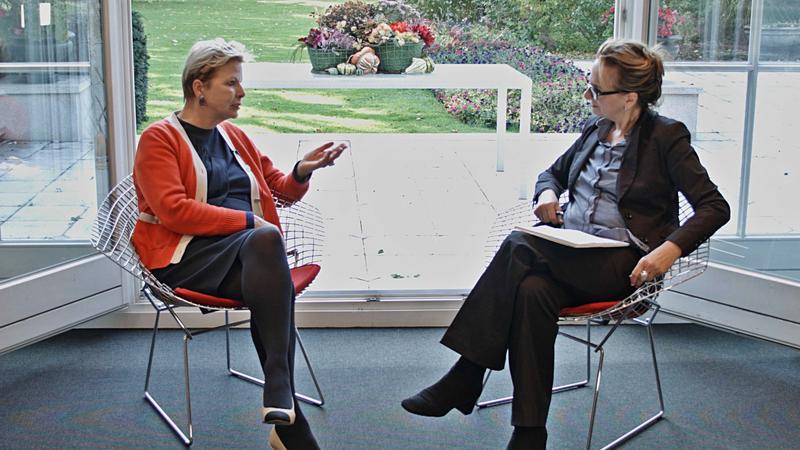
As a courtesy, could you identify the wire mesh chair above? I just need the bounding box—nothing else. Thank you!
[90,174,326,446]
[476,194,709,450]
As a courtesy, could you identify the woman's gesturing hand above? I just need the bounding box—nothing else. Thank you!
[295,142,347,179]
[629,240,682,287]
[533,189,563,225]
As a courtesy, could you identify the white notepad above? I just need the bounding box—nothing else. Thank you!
[515,225,630,248]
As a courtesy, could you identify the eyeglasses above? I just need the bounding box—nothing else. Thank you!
[585,84,626,101]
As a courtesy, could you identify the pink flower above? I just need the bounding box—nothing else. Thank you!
[657,7,686,38]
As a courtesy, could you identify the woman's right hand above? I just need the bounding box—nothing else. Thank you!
[533,189,563,225]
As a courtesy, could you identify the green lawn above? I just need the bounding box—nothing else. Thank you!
[132,0,485,134]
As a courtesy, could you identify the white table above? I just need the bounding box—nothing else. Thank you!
[242,63,532,171]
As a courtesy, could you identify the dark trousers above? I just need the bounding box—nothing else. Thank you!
[441,231,639,426]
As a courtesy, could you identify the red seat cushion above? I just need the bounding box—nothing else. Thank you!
[174,287,245,309]
[291,264,321,295]
[174,264,321,309]
[559,301,619,317]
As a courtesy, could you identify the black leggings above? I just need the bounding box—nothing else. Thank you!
[216,225,297,405]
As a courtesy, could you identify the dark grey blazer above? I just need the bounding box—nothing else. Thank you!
[534,111,730,256]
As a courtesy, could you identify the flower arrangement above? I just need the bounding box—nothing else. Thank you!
[368,21,435,47]
[298,27,357,51]
[298,0,436,74]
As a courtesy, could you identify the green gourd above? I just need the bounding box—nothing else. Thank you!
[404,58,428,74]
[423,56,435,73]
[337,63,357,75]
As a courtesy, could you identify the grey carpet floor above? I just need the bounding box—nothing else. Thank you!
[0,324,798,449]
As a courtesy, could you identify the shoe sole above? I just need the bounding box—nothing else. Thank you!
[263,405,296,425]
[401,399,474,417]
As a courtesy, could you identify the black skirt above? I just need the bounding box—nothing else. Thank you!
[151,229,255,299]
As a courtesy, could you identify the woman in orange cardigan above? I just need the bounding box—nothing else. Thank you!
[133,38,344,450]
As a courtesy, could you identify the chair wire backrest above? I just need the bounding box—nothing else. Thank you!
[273,193,324,270]
[91,175,325,308]
[90,174,199,308]
[485,193,710,321]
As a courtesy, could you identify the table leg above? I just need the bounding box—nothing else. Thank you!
[520,86,532,135]
[518,86,533,199]
[496,87,508,172]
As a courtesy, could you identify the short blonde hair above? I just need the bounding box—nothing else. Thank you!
[596,39,665,110]
[181,38,252,100]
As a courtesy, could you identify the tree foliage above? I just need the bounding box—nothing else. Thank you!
[132,10,149,129]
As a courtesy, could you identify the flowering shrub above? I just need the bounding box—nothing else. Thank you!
[601,5,687,38]
[375,0,422,23]
[657,7,686,38]
[427,30,590,133]
[410,0,614,55]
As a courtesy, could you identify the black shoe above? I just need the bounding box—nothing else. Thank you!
[506,427,547,450]
[268,409,320,450]
[262,399,295,426]
[401,359,485,417]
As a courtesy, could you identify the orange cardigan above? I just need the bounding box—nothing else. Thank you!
[132,113,309,270]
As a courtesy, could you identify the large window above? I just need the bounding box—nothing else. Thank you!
[0,0,109,282]
[652,0,799,281]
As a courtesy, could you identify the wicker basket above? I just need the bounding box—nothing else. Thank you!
[307,47,356,73]
[373,41,424,74]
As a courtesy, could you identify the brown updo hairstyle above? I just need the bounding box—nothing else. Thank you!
[596,39,665,110]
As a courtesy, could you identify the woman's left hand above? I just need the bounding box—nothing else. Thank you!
[629,241,682,288]
[296,142,347,179]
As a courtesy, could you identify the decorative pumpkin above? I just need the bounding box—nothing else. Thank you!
[356,53,380,74]
[325,67,339,75]
[349,47,375,65]
[404,57,428,74]
[337,62,358,75]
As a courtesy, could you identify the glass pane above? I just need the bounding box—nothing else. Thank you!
[660,70,747,237]
[656,0,752,62]
[0,0,108,282]
[747,72,800,235]
[761,0,800,62]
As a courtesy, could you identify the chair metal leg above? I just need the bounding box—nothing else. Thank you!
[585,346,604,450]
[476,313,666,450]
[599,311,665,449]
[476,321,592,409]
[142,308,194,446]
[294,328,326,406]
[225,312,325,407]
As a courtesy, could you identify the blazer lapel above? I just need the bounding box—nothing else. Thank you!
[617,112,652,200]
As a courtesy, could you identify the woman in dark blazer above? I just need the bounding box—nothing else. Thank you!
[402,39,730,449]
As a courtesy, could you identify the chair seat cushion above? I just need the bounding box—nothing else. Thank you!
[560,301,619,317]
[174,263,321,309]
[291,264,321,294]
